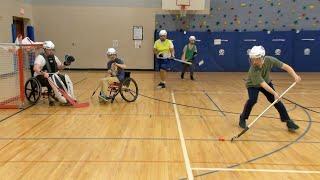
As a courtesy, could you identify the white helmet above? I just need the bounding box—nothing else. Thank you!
[43,41,55,49]
[189,36,196,41]
[107,48,117,55]
[159,30,167,36]
[249,45,265,59]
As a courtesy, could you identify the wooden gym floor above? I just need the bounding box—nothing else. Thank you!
[0,71,319,179]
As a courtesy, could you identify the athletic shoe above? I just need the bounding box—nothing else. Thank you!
[286,120,299,132]
[157,82,166,89]
[239,115,247,129]
[49,101,55,106]
[48,96,55,106]
[99,92,110,102]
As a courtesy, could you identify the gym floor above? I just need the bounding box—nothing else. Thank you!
[0,71,319,179]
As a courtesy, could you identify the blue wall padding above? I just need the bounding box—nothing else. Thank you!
[27,26,35,41]
[293,31,320,72]
[236,32,268,71]
[208,32,238,71]
[263,31,295,72]
[11,24,17,43]
[154,30,320,72]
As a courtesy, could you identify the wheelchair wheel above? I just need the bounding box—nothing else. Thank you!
[24,78,41,104]
[120,78,138,102]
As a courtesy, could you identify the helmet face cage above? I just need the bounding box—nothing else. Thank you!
[107,53,117,57]
[248,55,265,66]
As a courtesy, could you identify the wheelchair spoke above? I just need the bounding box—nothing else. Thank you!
[32,86,38,91]
[129,91,136,97]
[32,93,36,101]
[30,82,36,90]
[27,92,33,99]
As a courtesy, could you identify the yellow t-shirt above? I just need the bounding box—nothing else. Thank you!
[153,39,174,58]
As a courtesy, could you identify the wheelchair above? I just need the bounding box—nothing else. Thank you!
[24,76,48,104]
[24,73,73,105]
[103,72,139,103]
[24,55,77,105]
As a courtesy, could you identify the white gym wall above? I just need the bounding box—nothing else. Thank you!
[29,0,166,70]
[0,0,33,42]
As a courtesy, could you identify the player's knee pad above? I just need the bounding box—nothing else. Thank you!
[64,74,75,99]
[49,74,67,104]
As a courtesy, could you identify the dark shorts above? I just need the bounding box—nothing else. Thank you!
[157,58,170,71]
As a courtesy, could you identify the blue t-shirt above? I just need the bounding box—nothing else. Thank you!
[107,58,125,80]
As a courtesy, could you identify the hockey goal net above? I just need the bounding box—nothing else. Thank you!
[0,43,42,109]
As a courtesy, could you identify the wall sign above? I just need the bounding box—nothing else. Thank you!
[133,26,143,40]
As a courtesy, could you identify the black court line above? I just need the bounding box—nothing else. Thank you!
[1,160,320,167]
[0,136,319,144]
[204,92,226,117]
[19,111,320,124]
[283,97,320,114]
[0,77,88,155]
[244,78,320,91]
[0,114,53,154]
[262,103,297,116]
[0,105,35,123]
[0,77,87,123]
[185,102,313,179]
[138,93,320,123]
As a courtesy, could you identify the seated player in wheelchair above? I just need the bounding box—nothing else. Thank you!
[98,48,126,102]
[33,41,75,106]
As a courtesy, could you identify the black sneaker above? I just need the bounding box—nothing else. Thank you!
[49,101,55,106]
[181,73,184,79]
[190,76,195,80]
[48,96,55,106]
[157,82,166,89]
[286,120,299,132]
[239,115,247,129]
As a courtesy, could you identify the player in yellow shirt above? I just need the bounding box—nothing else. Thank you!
[153,30,175,88]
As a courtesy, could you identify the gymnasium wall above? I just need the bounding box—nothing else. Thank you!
[25,0,208,70]
[3,0,318,70]
[156,0,320,32]
[154,0,320,72]
[28,1,163,69]
[0,0,33,42]
[24,0,162,8]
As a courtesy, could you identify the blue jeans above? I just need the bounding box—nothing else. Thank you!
[241,82,290,121]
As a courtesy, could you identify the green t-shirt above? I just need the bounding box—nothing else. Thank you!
[246,56,284,88]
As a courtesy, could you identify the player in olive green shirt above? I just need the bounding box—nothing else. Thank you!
[181,36,198,80]
[239,46,301,132]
